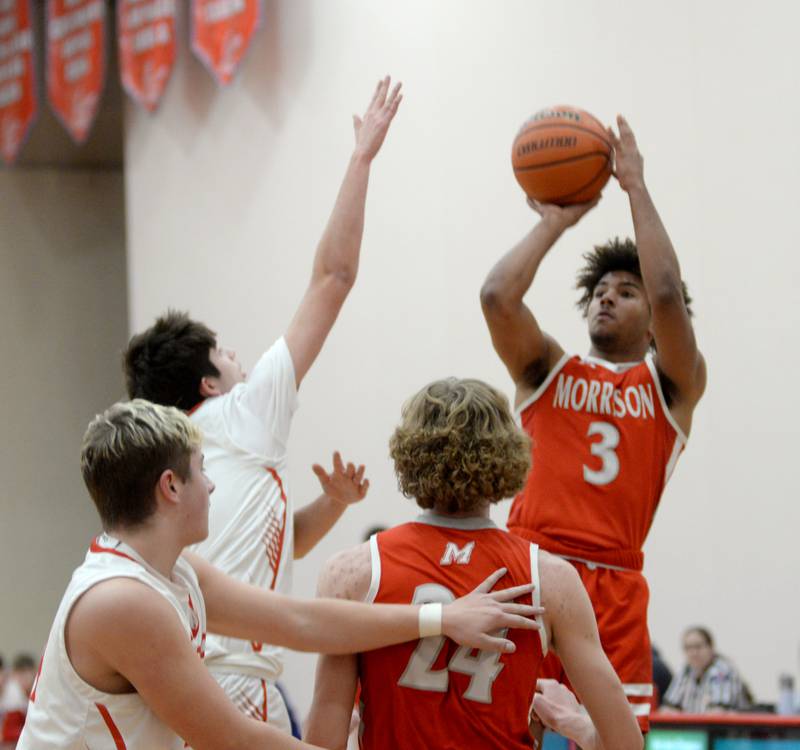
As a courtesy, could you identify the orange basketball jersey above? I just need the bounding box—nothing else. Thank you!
[358,513,545,750]
[508,354,686,570]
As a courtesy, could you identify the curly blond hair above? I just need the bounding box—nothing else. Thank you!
[389,378,531,514]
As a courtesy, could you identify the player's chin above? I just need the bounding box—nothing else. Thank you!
[588,325,617,348]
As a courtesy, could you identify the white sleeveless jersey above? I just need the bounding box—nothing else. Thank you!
[18,534,207,750]
[190,337,297,682]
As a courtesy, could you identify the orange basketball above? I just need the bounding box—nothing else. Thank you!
[511,105,612,205]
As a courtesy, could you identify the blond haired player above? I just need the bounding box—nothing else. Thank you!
[123,77,402,730]
[305,378,642,750]
[481,115,707,729]
[18,400,541,750]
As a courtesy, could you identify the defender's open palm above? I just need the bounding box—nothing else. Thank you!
[353,75,402,160]
[312,451,369,506]
[443,568,543,653]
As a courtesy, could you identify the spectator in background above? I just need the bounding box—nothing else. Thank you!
[662,627,753,713]
[0,653,37,743]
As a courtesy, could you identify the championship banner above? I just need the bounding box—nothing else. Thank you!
[0,0,37,165]
[47,0,105,144]
[191,0,260,86]
[118,0,176,112]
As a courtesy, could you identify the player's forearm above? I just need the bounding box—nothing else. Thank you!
[627,183,684,304]
[287,598,420,654]
[293,495,347,559]
[310,151,372,288]
[481,217,564,309]
[305,655,356,749]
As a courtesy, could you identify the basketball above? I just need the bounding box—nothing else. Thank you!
[511,105,612,205]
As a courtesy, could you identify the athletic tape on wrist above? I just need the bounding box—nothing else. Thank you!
[418,602,442,638]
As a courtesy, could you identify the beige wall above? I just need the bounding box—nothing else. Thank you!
[0,169,128,658]
[125,0,800,713]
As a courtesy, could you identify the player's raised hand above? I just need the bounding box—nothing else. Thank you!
[608,114,645,193]
[442,568,544,654]
[527,195,601,230]
[312,451,369,506]
[353,75,403,161]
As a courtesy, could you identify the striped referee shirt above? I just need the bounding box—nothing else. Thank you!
[663,655,752,713]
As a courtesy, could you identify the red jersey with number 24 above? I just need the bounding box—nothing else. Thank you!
[358,513,545,750]
[508,354,686,570]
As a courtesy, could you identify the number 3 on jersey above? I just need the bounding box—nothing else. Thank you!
[398,583,505,704]
[583,421,620,486]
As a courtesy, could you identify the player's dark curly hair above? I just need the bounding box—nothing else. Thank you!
[389,378,531,514]
[123,310,219,411]
[575,237,693,316]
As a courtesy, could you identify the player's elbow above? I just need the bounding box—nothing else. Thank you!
[649,276,685,311]
[314,262,358,294]
[480,280,514,316]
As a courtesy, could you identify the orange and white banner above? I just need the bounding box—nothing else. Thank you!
[47,0,105,144]
[0,0,37,165]
[118,0,176,112]
[191,0,260,86]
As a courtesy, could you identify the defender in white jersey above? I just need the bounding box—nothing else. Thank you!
[19,400,541,750]
[123,77,399,728]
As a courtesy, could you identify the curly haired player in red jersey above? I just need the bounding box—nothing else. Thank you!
[304,378,642,750]
[480,115,707,731]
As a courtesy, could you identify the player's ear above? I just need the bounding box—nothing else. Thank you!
[157,469,180,505]
[199,375,219,398]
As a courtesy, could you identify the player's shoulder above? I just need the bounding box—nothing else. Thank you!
[69,577,179,644]
[317,542,372,601]
[537,551,582,605]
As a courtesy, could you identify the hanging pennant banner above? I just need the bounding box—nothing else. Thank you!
[118,0,176,112]
[191,0,260,86]
[0,0,37,165]
[47,0,105,144]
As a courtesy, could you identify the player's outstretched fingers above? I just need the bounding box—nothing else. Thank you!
[476,633,518,654]
[333,451,346,475]
[498,612,541,631]
[473,568,508,593]
[311,464,329,483]
[499,601,545,617]
[488,581,536,602]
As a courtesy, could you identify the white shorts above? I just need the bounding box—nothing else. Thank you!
[212,673,291,734]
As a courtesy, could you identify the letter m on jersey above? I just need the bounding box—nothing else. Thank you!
[440,541,475,566]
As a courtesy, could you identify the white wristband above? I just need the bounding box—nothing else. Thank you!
[418,602,443,638]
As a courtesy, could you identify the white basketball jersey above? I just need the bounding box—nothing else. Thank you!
[18,534,207,750]
[190,337,298,682]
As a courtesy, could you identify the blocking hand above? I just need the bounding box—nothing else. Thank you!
[312,451,369,507]
[353,75,403,161]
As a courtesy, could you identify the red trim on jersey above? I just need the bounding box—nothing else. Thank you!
[265,467,287,591]
[29,654,43,702]
[187,594,200,639]
[89,538,139,565]
[186,399,208,416]
[96,703,129,750]
[260,679,268,722]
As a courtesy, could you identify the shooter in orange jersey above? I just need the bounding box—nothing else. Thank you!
[480,115,707,729]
